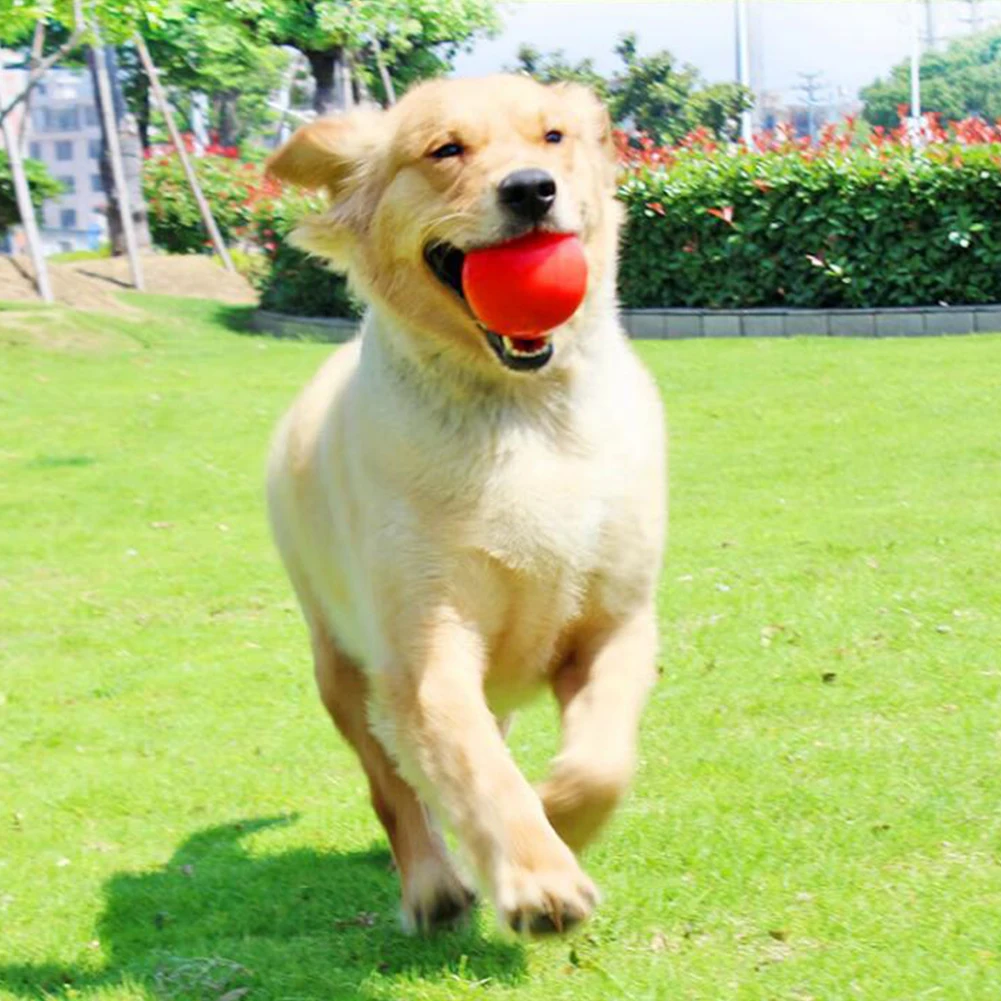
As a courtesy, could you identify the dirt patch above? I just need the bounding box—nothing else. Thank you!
[0,254,256,312]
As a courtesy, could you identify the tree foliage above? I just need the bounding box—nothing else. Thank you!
[229,0,499,111]
[510,32,751,144]
[861,26,1001,127]
[0,0,167,45]
[510,44,610,99]
[0,151,62,231]
[124,3,289,147]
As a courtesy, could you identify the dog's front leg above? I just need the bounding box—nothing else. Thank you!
[540,608,659,853]
[372,610,597,934]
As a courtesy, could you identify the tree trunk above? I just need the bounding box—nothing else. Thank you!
[307,50,337,115]
[134,68,151,150]
[119,113,151,248]
[306,48,354,115]
[216,91,239,147]
[338,54,355,111]
[0,51,53,301]
[190,92,210,154]
[87,45,150,256]
[18,22,46,157]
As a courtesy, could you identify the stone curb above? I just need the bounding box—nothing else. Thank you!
[620,305,1001,339]
[250,305,1001,342]
[249,310,357,342]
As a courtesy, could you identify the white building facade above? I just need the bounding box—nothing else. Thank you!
[25,67,107,252]
[2,53,107,256]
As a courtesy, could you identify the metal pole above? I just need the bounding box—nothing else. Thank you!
[0,54,53,302]
[134,36,235,272]
[91,30,144,290]
[734,0,753,142]
[910,0,923,144]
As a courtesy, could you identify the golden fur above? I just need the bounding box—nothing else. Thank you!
[265,74,667,935]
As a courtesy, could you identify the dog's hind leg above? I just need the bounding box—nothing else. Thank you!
[311,624,476,932]
[539,608,658,853]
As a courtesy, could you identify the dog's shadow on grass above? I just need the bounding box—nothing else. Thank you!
[1,817,526,1001]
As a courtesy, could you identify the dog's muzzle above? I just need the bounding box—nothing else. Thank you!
[423,241,555,373]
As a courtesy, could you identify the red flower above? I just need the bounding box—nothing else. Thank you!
[646,201,666,216]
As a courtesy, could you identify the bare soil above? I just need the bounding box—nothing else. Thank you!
[0,254,256,312]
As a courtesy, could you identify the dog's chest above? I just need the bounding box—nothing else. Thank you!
[464,430,608,583]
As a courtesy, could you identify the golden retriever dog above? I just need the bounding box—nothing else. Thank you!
[265,74,666,935]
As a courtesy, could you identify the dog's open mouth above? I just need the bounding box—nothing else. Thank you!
[423,241,554,373]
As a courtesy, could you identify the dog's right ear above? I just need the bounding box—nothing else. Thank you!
[265,110,386,203]
[265,111,388,266]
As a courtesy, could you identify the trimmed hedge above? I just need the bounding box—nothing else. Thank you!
[617,120,1001,309]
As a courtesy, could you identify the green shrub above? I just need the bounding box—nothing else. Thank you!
[143,152,358,319]
[1,153,63,232]
[250,189,361,319]
[143,154,260,254]
[616,121,1001,309]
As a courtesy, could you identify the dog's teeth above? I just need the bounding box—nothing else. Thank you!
[502,336,549,358]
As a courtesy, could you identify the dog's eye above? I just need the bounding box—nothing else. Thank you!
[430,141,464,160]
[544,130,564,144]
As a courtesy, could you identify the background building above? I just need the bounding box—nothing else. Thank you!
[25,67,107,253]
[2,54,107,256]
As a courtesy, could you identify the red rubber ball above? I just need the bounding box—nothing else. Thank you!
[461,232,588,339]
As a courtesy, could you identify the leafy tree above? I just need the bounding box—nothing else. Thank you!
[609,32,703,142]
[0,0,167,46]
[123,4,290,148]
[0,151,63,232]
[510,32,752,144]
[509,44,610,100]
[862,26,1001,127]
[228,0,499,113]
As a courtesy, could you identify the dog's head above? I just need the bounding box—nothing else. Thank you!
[266,75,620,377]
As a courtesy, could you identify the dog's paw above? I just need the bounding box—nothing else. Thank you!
[495,848,598,936]
[400,859,477,934]
[538,756,630,854]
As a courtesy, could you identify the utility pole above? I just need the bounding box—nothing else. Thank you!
[923,0,936,48]
[910,0,923,139]
[795,71,825,142]
[734,0,753,143]
[959,0,984,34]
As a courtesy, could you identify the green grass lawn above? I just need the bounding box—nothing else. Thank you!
[1,296,999,1001]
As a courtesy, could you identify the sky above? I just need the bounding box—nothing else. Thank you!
[453,1,1001,102]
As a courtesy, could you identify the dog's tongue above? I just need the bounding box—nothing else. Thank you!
[461,232,588,339]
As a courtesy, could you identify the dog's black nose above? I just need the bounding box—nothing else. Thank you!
[498,168,557,223]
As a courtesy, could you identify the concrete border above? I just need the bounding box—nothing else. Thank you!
[249,309,357,342]
[250,305,1001,343]
[620,305,1001,339]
